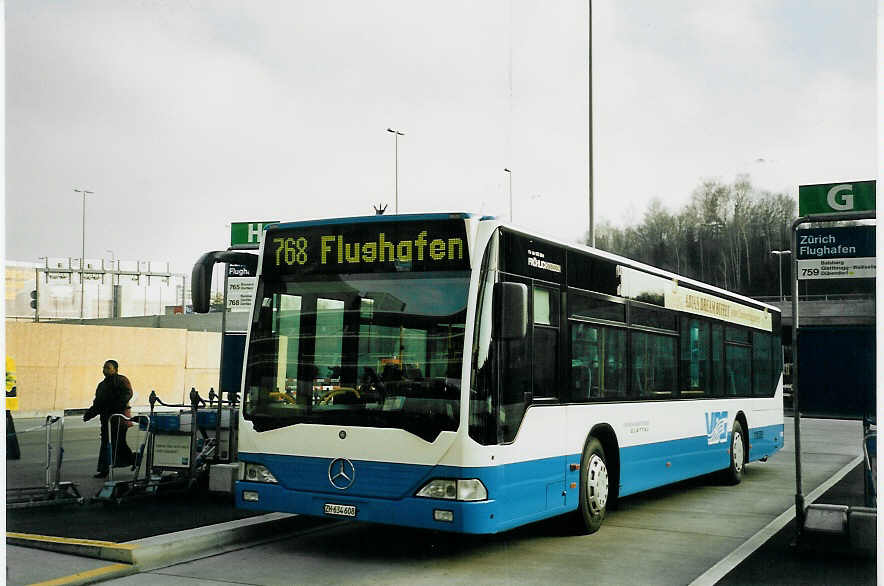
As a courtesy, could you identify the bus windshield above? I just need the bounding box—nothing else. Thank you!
[243,271,469,441]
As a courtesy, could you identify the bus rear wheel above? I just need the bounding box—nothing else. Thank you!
[572,437,608,534]
[721,419,746,485]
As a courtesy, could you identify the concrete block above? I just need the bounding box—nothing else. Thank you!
[803,503,848,534]
[209,463,239,493]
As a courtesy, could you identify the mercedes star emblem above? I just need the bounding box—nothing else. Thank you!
[328,458,356,490]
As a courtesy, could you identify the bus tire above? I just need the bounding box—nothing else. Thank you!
[722,419,746,485]
[573,436,609,534]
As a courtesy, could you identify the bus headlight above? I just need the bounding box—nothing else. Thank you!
[242,462,278,484]
[416,479,487,501]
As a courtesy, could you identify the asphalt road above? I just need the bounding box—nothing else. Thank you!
[78,416,872,586]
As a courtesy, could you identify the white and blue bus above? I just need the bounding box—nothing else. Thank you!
[195,213,784,534]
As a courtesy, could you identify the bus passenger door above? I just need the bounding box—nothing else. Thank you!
[498,281,568,522]
[531,285,568,512]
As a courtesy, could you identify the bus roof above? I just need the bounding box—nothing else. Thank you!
[271,212,477,230]
[263,212,778,314]
[486,217,781,315]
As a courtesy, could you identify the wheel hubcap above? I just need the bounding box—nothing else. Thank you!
[733,431,744,472]
[585,454,609,514]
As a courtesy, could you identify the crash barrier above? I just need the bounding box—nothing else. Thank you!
[6,414,83,508]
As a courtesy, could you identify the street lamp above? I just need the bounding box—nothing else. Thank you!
[386,128,405,214]
[503,168,512,222]
[771,250,791,301]
[74,188,93,321]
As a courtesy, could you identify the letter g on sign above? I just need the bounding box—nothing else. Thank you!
[826,184,855,211]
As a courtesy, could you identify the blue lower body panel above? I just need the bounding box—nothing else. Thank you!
[236,454,573,534]
[619,423,784,497]
[237,423,784,534]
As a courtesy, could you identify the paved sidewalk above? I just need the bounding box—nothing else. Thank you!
[719,462,876,585]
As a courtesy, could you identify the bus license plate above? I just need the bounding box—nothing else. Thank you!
[324,503,357,517]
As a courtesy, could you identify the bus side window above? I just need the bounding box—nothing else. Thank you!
[725,325,751,397]
[532,285,559,399]
[679,317,709,398]
[752,331,772,397]
[630,331,676,399]
[711,323,724,396]
[571,323,626,401]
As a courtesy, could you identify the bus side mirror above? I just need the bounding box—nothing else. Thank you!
[493,282,527,340]
[191,251,259,314]
[191,252,218,314]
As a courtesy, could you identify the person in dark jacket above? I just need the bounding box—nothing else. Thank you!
[83,359,134,478]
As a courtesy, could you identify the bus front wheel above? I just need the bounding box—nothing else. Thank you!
[573,437,608,534]
[722,419,746,485]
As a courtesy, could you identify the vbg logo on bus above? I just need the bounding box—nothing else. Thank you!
[705,411,728,445]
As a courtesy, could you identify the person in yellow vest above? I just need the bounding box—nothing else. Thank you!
[7,356,21,460]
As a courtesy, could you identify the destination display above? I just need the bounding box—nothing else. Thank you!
[227,263,256,313]
[796,225,876,280]
[796,226,874,259]
[261,219,470,276]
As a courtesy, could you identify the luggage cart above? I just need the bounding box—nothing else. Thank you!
[205,387,240,494]
[7,414,82,508]
[146,387,238,492]
[93,412,156,503]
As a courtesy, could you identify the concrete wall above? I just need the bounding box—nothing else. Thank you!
[5,322,221,415]
[55,312,223,332]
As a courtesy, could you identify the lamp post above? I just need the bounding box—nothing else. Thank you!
[771,250,791,301]
[74,188,93,321]
[503,168,512,221]
[386,128,405,214]
[587,0,595,247]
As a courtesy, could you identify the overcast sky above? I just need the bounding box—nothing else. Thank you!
[5,0,877,275]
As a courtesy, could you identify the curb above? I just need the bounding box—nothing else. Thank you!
[29,563,138,586]
[7,512,300,573]
[128,512,299,569]
[6,533,137,563]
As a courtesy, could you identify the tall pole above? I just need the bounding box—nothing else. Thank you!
[504,168,512,221]
[771,250,791,301]
[587,0,595,247]
[777,253,782,300]
[387,128,404,214]
[74,189,93,321]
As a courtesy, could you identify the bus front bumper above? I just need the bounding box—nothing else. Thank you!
[236,480,500,534]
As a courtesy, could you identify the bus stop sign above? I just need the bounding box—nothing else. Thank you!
[796,225,876,280]
[798,180,875,215]
[230,221,279,247]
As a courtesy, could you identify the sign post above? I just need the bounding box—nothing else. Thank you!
[791,179,876,536]
[798,180,875,215]
[230,222,278,248]
[218,221,275,409]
